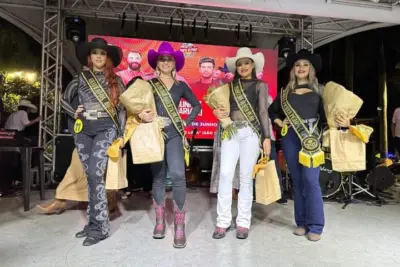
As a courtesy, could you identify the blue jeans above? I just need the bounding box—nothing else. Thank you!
[282,128,324,235]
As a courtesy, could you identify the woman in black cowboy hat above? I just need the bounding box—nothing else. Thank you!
[269,49,349,242]
[60,37,126,246]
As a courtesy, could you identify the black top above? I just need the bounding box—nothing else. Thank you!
[269,84,326,123]
[229,79,270,139]
[61,71,126,132]
[153,80,201,138]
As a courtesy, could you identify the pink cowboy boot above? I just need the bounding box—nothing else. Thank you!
[173,201,187,248]
[153,199,166,239]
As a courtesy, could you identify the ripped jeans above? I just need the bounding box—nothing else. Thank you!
[74,118,117,238]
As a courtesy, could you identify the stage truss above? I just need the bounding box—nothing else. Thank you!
[39,0,63,169]
[6,0,386,166]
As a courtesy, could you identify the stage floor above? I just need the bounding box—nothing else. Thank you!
[0,189,400,267]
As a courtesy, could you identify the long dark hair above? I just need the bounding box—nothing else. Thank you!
[87,57,120,106]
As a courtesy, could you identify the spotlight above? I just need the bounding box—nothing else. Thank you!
[65,17,86,44]
[278,36,296,59]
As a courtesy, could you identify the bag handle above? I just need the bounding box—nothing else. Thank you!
[259,149,269,164]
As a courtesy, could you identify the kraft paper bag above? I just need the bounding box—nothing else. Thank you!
[119,79,156,115]
[323,82,363,128]
[106,149,128,190]
[253,153,281,206]
[329,129,366,172]
[130,120,165,164]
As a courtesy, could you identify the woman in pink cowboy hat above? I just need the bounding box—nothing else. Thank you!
[138,42,201,248]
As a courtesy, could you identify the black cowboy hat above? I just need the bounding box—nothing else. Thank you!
[286,49,322,72]
[76,37,123,67]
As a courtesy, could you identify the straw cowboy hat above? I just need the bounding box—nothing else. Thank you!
[18,99,37,113]
[286,49,322,72]
[147,42,185,72]
[225,47,265,74]
[76,37,123,67]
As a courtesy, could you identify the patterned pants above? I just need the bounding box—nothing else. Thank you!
[74,120,117,238]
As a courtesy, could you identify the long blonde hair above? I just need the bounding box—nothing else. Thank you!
[285,60,321,94]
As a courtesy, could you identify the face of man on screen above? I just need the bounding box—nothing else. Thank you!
[127,52,142,71]
[199,62,214,79]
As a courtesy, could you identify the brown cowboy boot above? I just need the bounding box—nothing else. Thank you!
[107,190,121,221]
[173,201,186,248]
[37,199,67,214]
[153,199,166,239]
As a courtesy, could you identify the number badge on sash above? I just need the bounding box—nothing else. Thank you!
[281,124,288,136]
[74,118,83,134]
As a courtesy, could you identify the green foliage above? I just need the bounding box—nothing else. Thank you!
[0,76,40,112]
[0,18,41,112]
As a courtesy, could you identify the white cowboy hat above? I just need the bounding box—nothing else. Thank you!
[18,99,37,113]
[225,47,265,75]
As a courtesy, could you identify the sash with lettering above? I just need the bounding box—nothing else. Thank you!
[148,78,190,167]
[230,80,262,145]
[281,88,325,168]
[80,70,120,135]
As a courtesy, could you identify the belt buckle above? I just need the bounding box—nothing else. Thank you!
[161,117,171,127]
[85,110,98,120]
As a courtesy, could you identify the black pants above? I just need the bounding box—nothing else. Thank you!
[74,119,117,238]
[151,135,186,209]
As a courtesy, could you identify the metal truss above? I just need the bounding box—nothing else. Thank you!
[62,0,315,52]
[63,0,314,37]
[39,0,63,169]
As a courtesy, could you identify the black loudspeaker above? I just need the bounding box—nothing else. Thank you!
[54,135,75,182]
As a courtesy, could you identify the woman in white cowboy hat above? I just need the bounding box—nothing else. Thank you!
[212,47,271,240]
[4,99,40,131]
[60,37,126,246]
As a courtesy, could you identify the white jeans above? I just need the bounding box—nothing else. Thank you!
[216,126,260,229]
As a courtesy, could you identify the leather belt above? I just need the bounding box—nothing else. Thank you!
[160,117,172,127]
[303,118,318,133]
[83,110,109,120]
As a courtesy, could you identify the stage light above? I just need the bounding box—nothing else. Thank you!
[278,36,296,59]
[65,17,86,44]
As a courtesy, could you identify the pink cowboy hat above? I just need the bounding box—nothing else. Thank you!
[147,42,185,72]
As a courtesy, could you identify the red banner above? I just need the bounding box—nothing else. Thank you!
[90,35,277,139]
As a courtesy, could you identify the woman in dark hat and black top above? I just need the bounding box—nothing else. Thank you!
[61,38,126,246]
[269,49,349,242]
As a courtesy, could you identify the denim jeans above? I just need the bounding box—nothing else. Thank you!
[151,135,186,209]
[282,128,324,234]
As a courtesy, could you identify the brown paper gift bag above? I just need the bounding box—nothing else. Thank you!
[323,82,363,128]
[106,149,128,190]
[130,119,165,164]
[329,129,366,172]
[119,79,156,115]
[252,152,282,205]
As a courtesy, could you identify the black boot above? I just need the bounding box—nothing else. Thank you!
[82,235,108,246]
[75,225,89,238]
